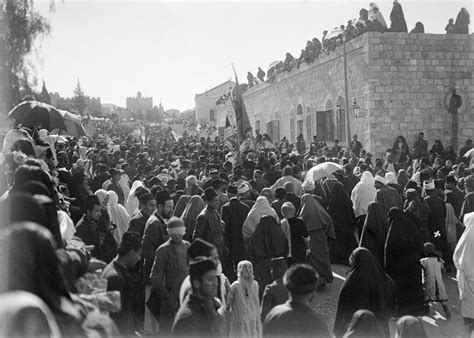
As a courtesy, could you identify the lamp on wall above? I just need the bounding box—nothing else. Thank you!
[351,99,361,117]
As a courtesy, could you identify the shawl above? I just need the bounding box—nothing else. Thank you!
[454,212,474,284]
[260,188,275,204]
[243,196,279,244]
[351,172,376,217]
[334,248,395,336]
[107,191,130,244]
[94,189,108,206]
[360,201,388,267]
[246,215,288,259]
[174,195,191,218]
[299,194,335,238]
[181,195,205,242]
[125,180,144,215]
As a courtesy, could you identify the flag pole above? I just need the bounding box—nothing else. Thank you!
[231,64,242,164]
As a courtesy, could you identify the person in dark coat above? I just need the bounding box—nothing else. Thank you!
[101,231,142,336]
[221,185,250,279]
[360,201,389,267]
[128,191,156,237]
[105,168,125,205]
[404,188,431,244]
[260,257,289,322]
[327,184,358,264]
[343,164,360,196]
[263,264,330,337]
[247,215,289,297]
[454,7,470,34]
[75,195,102,258]
[283,182,300,211]
[410,21,425,33]
[334,248,395,337]
[446,175,465,218]
[193,188,225,259]
[374,175,402,215]
[271,187,287,220]
[172,258,221,337]
[389,0,408,32]
[384,208,425,316]
[281,202,308,265]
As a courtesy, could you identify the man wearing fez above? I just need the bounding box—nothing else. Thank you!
[172,258,221,336]
[151,217,190,334]
[76,194,102,258]
[128,188,156,238]
[193,188,225,260]
[101,231,142,335]
[142,190,174,334]
[222,184,250,278]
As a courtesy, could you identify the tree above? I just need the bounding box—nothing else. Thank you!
[73,78,87,115]
[2,0,50,111]
[39,79,51,104]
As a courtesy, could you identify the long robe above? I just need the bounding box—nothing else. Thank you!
[334,248,395,337]
[384,208,425,316]
[180,195,205,242]
[328,184,358,264]
[243,196,279,248]
[360,201,389,267]
[389,1,408,32]
[376,184,402,215]
[299,194,334,280]
[453,212,474,319]
[351,171,376,218]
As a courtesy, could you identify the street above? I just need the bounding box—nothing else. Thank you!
[312,264,465,337]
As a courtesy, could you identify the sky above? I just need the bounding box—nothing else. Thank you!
[33,0,472,111]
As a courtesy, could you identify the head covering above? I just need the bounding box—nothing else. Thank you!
[395,316,428,338]
[237,260,254,290]
[260,188,274,203]
[351,171,376,218]
[107,191,130,244]
[94,189,108,206]
[423,179,435,191]
[181,195,206,242]
[189,257,217,281]
[405,188,418,201]
[299,193,334,233]
[166,216,186,236]
[302,180,315,192]
[203,187,218,201]
[385,172,397,185]
[343,309,384,338]
[237,183,250,195]
[85,194,100,210]
[374,175,385,184]
[125,180,145,215]
[155,190,171,205]
[360,201,389,267]
[242,196,279,243]
[188,238,216,261]
[173,195,191,218]
[397,169,409,190]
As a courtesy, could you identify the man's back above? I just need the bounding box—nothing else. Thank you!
[172,295,221,337]
[263,300,329,337]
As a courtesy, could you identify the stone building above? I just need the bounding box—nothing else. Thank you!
[194,80,234,131]
[126,91,153,113]
[205,32,473,157]
[50,92,102,115]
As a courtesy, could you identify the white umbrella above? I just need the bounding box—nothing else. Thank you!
[305,162,343,182]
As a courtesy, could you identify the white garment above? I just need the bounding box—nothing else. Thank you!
[270,176,303,197]
[125,180,144,215]
[107,191,130,244]
[57,209,75,241]
[242,196,279,246]
[280,218,292,258]
[454,212,474,318]
[420,257,448,301]
[351,171,377,218]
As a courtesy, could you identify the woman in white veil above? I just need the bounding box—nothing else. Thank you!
[107,191,130,244]
[125,180,144,215]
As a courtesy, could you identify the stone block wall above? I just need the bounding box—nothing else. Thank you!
[241,31,473,157]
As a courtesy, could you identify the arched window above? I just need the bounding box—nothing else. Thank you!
[336,96,346,141]
[297,104,303,115]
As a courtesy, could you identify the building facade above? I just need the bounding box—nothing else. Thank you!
[126,91,153,113]
[194,80,234,131]
[228,31,473,157]
[50,92,102,115]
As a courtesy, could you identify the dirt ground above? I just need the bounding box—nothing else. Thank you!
[311,264,466,337]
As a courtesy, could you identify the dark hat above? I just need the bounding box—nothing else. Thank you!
[110,168,120,176]
[203,187,218,201]
[446,175,457,185]
[138,192,154,204]
[188,238,216,260]
[118,231,141,254]
[155,190,171,205]
[85,195,100,210]
[226,185,238,195]
[135,186,149,199]
[189,257,217,281]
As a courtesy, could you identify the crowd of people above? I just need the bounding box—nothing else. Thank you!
[245,3,470,86]
[1,117,474,338]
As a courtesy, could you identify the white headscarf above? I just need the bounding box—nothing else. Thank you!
[94,189,108,207]
[385,172,398,185]
[126,180,144,215]
[242,196,279,245]
[454,212,474,318]
[351,171,377,217]
[107,191,130,244]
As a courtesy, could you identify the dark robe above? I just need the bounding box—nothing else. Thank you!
[376,184,402,215]
[128,210,149,238]
[333,248,395,337]
[260,278,289,322]
[75,214,100,258]
[344,174,360,197]
[404,197,431,244]
[445,187,465,218]
[327,184,358,264]
[360,201,389,267]
[389,1,408,32]
[425,195,451,262]
[285,193,301,211]
[193,205,225,258]
[247,215,289,296]
[287,217,308,265]
[384,208,425,316]
[460,191,474,221]
[454,8,470,34]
